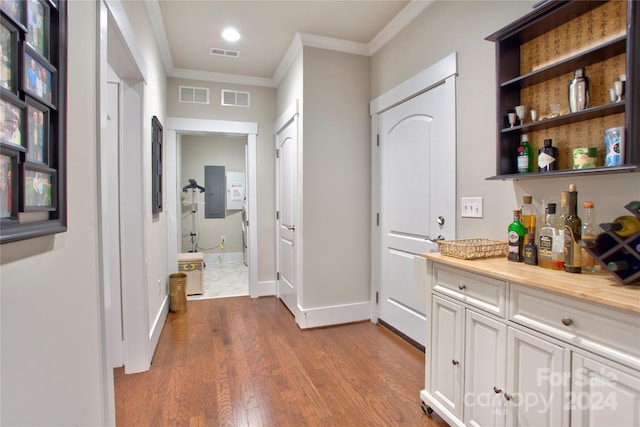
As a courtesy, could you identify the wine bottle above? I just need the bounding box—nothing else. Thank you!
[508,210,527,262]
[564,184,582,273]
[600,216,640,237]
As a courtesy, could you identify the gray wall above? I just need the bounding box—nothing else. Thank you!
[167,78,277,281]
[371,0,639,239]
[180,134,246,256]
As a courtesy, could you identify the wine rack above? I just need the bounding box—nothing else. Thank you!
[583,201,640,285]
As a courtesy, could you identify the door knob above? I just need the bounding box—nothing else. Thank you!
[451,359,459,366]
[287,225,296,231]
[437,216,445,226]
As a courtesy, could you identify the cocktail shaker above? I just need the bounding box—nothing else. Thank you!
[569,68,589,112]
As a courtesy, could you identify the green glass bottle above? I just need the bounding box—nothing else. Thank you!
[517,134,533,174]
[563,184,582,273]
[508,210,527,262]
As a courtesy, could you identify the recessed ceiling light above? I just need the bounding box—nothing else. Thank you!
[222,27,241,42]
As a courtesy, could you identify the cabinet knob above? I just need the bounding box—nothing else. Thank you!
[493,386,502,394]
[451,359,459,366]
[504,393,512,401]
[437,216,445,226]
[458,284,466,290]
[561,317,573,326]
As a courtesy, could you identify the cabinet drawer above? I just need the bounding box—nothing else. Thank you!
[433,264,506,317]
[510,284,640,369]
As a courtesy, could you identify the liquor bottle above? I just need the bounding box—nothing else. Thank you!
[564,184,582,273]
[581,201,601,273]
[524,233,538,265]
[517,134,533,174]
[557,191,569,259]
[520,195,538,247]
[508,210,527,262]
[568,68,589,112]
[538,139,558,172]
[539,203,564,270]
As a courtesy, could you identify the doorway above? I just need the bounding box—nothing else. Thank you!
[164,118,259,299]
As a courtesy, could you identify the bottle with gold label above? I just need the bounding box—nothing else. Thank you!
[563,184,582,273]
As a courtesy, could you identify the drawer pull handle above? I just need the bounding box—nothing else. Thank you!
[458,284,466,290]
[452,359,459,366]
[504,393,512,401]
[561,317,573,326]
[493,386,502,394]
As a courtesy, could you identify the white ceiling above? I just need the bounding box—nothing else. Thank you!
[147,0,433,87]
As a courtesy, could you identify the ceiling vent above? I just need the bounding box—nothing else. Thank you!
[221,89,250,108]
[179,85,210,104]
[210,47,240,58]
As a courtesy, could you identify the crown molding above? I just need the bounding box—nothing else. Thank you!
[368,0,434,55]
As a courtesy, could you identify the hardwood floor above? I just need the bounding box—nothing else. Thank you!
[114,296,449,426]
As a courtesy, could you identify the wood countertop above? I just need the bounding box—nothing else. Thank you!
[420,252,640,315]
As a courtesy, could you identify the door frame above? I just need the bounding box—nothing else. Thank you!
[370,52,458,323]
[164,118,260,298]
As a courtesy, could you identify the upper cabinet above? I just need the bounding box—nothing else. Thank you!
[486,0,638,180]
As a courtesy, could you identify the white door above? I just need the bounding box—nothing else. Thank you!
[103,76,124,368]
[377,78,456,346]
[276,115,298,317]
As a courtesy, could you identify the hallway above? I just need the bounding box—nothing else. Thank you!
[114,296,449,426]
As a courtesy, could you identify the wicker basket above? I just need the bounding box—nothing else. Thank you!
[437,239,508,260]
[177,252,205,295]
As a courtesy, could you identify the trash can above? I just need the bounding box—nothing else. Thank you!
[169,273,187,314]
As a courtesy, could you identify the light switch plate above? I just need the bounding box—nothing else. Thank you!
[461,197,483,218]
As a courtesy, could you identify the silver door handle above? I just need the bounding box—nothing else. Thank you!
[287,225,296,231]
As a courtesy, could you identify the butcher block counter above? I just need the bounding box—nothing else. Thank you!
[420,252,640,314]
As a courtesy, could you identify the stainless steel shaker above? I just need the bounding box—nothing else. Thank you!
[569,68,589,112]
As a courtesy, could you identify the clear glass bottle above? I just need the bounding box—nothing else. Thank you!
[539,203,564,270]
[581,201,601,273]
[520,195,538,247]
[508,210,527,262]
[517,134,533,174]
[563,184,582,273]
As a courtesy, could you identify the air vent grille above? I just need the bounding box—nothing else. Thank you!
[210,48,240,58]
[221,89,250,107]
[179,85,210,104]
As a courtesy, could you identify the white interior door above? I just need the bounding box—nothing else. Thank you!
[276,114,298,317]
[377,77,456,346]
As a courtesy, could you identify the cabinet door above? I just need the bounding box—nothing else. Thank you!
[571,353,640,427]
[464,310,507,427]
[430,295,464,418]
[506,328,569,427]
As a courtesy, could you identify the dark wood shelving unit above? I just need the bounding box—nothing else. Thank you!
[486,0,638,180]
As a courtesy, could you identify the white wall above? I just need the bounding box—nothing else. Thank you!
[0,1,107,425]
[180,134,246,256]
[371,0,640,240]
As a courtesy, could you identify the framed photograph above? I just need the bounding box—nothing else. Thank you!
[1,21,18,92]
[26,100,47,163]
[151,115,163,214]
[23,49,55,106]
[26,0,49,58]
[21,163,55,211]
[0,0,26,28]
[0,96,26,149]
[0,149,17,219]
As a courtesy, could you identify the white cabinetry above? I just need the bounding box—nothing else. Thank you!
[420,258,640,427]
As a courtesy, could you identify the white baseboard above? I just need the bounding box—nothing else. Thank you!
[251,280,276,298]
[299,301,372,329]
[204,252,244,265]
[149,295,169,360]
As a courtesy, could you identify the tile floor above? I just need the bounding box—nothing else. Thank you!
[187,262,248,300]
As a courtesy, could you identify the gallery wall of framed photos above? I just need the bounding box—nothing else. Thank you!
[1,0,67,244]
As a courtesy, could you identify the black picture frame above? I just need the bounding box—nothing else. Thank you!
[0,148,17,220]
[20,162,55,211]
[26,0,49,59]
[23,48,55,107]
[26,99,48,163]
[0,95,26,151]
[0,0,26,29]
[152,115,163,214]
[1,19,19,92]
[1,0,65,244]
